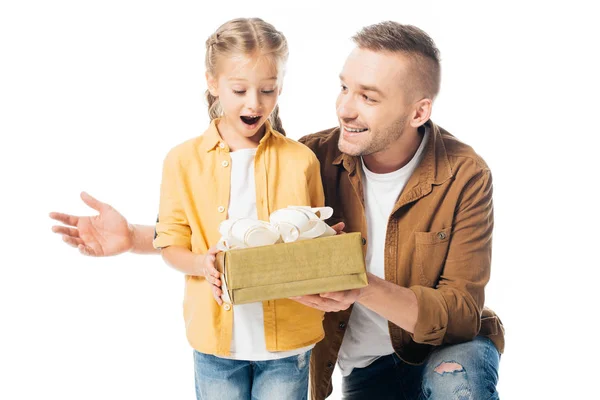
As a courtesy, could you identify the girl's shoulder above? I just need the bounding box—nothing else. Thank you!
[164,135,202,160]
[268,131,319,164]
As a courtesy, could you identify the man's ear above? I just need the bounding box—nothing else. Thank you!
[409,98,433,128]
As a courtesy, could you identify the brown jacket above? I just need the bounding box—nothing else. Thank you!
[299,121,504,400]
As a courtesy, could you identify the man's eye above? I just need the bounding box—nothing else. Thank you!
[362,94,376,103]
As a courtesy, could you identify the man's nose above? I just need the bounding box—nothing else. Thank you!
[336,94,358,120]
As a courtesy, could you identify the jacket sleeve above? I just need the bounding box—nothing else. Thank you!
[410,169,493,345]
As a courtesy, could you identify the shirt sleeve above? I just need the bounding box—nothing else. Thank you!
[153,150,192,250]
[410,169,493,345]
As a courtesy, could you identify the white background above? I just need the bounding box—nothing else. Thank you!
[1,0,599,399]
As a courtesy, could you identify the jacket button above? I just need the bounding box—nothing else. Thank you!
[327,361,334,369]
[361,237,367,245]
[221,160,229,167]
[218,206,225,213]
[437,232,447,240]
[223,304,231,311]
[339,321,346,329]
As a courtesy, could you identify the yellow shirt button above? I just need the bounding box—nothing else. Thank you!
[222,160,229,167]
[219,142,226,149]
[223,304,231,311]
[218,206,225,213]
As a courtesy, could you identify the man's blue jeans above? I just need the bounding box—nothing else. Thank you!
[342,336,500,400]
[193,350,311,400]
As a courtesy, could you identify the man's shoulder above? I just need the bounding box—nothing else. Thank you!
[435,123,491,174]
[298,127,341,161]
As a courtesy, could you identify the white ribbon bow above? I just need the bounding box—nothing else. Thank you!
[216,206,336,252]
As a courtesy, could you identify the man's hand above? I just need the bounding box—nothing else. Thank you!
[291,288,361,312]
[330,222,345,235]
[291,221,355,311]
[197,246,224,305]
[49,191,133,257]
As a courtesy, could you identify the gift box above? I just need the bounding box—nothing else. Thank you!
[215,232,368,305]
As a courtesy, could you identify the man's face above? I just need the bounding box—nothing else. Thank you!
[336,47,415,157]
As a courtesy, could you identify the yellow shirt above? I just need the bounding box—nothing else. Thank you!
[153,119,326,356]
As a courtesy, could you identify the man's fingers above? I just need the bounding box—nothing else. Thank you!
[52,225,80,238]
[291,295,342,312]
[294,294,321,303]
[49,212,79,227]
[291,297,320,309]
[80,191,107,212]
[330,222,346,234]
[321,289,360,303]
[320,291,347,301]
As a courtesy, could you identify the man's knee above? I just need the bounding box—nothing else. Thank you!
[433,361,464,375]
[425,360,474,399]
[422,338,500,399]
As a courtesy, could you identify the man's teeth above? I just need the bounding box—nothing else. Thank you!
[345,126,368,133]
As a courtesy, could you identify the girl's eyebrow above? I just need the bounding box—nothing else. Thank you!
[227,77,278,82]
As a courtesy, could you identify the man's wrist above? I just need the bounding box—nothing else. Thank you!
[357,273,378,303]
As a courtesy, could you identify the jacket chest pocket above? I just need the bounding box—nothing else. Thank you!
[414,226,452,286]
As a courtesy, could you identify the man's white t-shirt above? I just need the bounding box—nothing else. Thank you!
[337,128,430,376]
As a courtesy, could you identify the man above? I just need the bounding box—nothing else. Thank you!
[51,21,503,399]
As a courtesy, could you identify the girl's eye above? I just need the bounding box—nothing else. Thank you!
[262,90,275,94]
[233,90,246,95]
[340,84,348,92]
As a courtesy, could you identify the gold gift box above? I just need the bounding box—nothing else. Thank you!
[215,232,368,305]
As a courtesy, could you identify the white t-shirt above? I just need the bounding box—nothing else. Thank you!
[337,127,430,376]
[220,148,313,361]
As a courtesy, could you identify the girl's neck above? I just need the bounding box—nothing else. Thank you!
[216,118,265,151]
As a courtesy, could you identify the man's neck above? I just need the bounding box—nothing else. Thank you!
[362,127,423,174]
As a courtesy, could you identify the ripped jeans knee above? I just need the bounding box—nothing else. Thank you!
[421,336,500,400]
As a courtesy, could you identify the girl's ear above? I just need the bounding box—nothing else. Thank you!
[206,72,219,97]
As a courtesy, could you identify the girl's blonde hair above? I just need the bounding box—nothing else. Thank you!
[205,18,288,135]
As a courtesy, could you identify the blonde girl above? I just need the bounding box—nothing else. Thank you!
[153,18,326,400]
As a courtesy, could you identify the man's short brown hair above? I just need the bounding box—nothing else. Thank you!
[352,21,441,100]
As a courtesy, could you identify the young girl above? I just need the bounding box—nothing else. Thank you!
[152,18,325,400]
